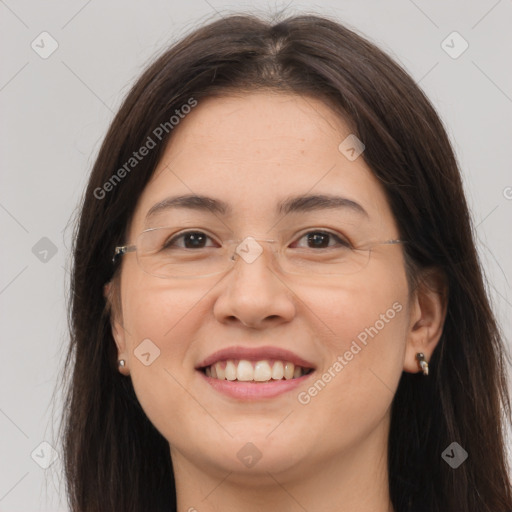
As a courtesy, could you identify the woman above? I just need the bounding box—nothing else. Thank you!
[58,11,512,512]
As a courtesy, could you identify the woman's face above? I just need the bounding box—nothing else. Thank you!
[110,92,413,480]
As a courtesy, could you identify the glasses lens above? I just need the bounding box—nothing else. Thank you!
[277,246,371,276]
[135,228,372,279]
[137,227,231,279]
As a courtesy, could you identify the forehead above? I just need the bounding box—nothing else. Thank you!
[129,92,397,236]
[162,92,349,163]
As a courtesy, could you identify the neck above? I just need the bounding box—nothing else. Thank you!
[171,414,394,512]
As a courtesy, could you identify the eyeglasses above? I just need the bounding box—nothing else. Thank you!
[112,226,405,279]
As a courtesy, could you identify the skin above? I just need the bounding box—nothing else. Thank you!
[106,92,447,512]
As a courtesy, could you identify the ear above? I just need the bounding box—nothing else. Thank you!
[403,268,448,374]
[104,279,130,375]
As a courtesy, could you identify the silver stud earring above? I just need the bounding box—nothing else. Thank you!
[416,352,429,376]
[118,359,126,368]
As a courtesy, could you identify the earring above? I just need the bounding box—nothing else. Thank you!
[416,352,429,376]
[118,359,126,368]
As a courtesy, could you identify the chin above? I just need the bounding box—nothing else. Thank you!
[211,429,309,475]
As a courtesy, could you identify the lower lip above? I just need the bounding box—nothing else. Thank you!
[198,370,315,400]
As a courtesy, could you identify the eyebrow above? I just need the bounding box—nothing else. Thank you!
[144,193,369,224]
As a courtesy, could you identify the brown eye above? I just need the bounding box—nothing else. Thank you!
[292,230,351,250]
[163,231,216,250]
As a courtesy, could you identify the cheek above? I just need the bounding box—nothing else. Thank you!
[295,266,408,440]
[122,276,209,344]
[301,261,408,353]
[120,280,212,433]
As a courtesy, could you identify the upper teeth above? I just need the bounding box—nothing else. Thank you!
[204,360,310,382]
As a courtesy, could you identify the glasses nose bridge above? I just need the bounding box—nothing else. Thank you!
[228,236,280,267]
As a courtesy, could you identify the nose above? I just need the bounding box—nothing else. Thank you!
[212,238,296,329]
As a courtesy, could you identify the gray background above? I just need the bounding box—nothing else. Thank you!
[1,0,511,510]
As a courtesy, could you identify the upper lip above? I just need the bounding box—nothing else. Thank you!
[196,346,316,370]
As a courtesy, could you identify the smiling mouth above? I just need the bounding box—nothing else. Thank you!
[199,359,314,383]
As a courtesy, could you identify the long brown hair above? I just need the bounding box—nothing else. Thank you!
[57,11,512,511]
